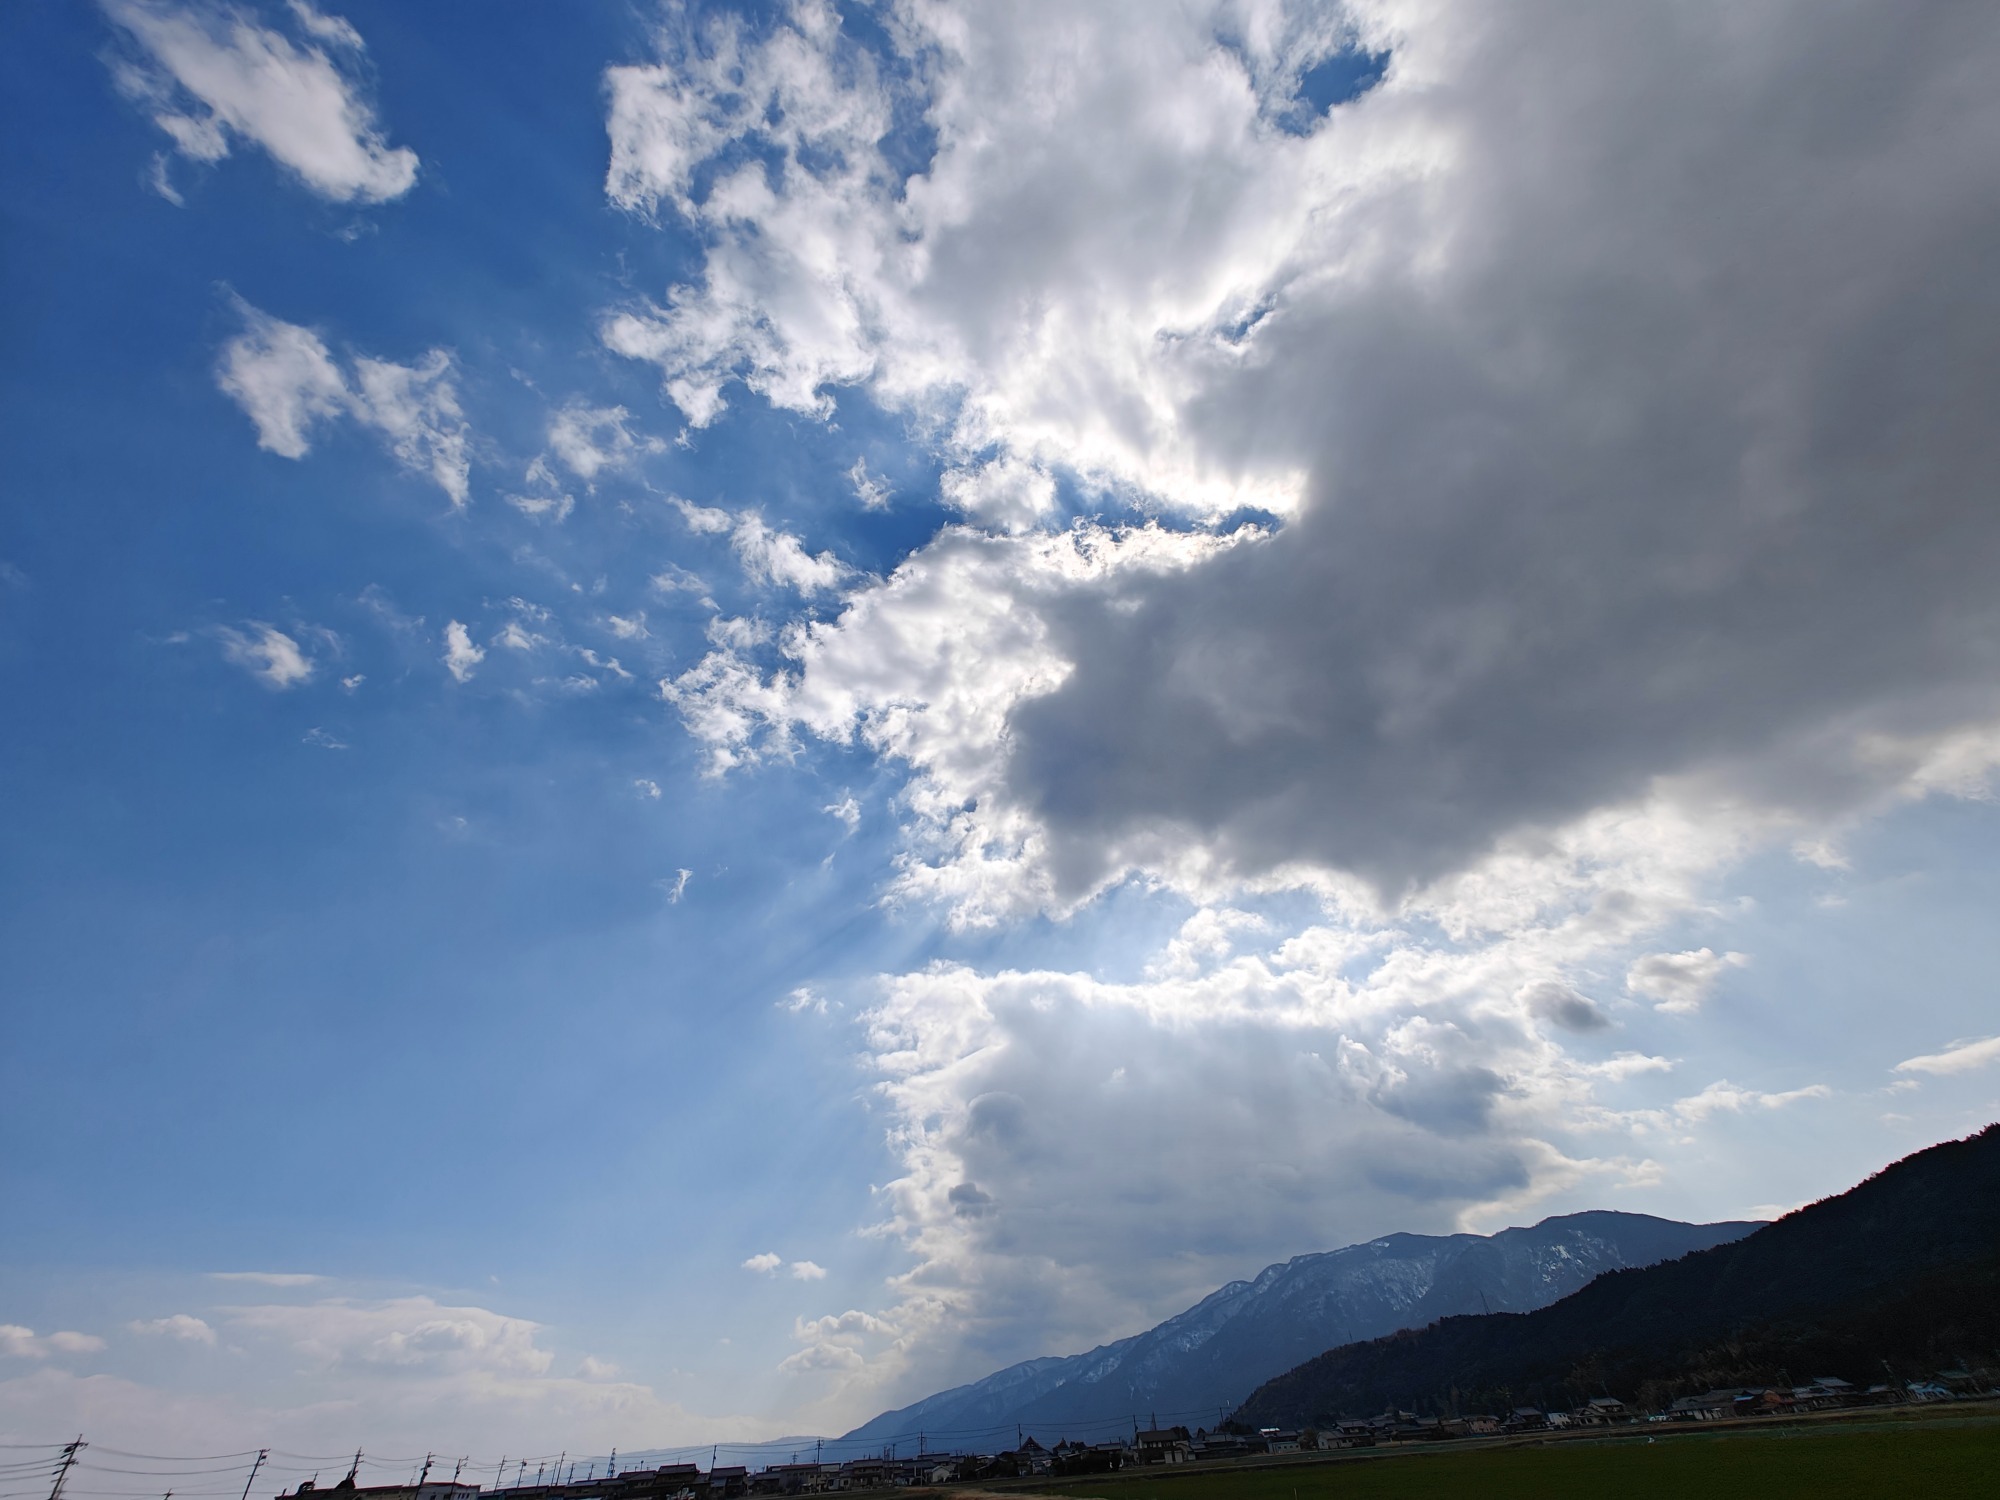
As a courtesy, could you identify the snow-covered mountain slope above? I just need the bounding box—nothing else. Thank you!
[843,1211,1760,1445]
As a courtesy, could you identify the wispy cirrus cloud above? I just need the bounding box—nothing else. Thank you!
[0,1326,106,1359]
[214,621,314,688]
[1895,1036,2000,1077]
[130,1314,217,1345]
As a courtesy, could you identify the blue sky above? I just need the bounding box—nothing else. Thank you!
[5,0,2000,1470]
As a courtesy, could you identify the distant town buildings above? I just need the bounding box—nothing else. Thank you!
[273,1364,1995,1500]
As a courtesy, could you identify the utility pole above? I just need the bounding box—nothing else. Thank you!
[50,1437,85,1500]
[238,1450,269,1500]
[496,1459,506,1493]
[419,1457,435,1491]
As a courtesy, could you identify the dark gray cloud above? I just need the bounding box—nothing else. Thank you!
[996,3,2000,899]
[1523,981,1612,1034]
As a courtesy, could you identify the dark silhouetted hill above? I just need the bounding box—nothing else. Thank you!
[1233,1123,2000,1424]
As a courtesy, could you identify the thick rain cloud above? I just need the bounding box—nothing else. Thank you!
[998,1,2000,899]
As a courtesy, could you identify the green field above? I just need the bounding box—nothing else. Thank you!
[1027,1416,2000,1500]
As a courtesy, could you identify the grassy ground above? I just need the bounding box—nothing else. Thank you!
[1010,1414,2000,1500]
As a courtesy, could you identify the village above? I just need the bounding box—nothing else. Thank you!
[270,1369,1997,1500]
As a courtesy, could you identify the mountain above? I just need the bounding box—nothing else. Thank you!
[844,1210,1760,1446]
[1233,1123,2000,1425]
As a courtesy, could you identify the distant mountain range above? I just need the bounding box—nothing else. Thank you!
[1233,1123,2000,1425]
[845,1210,1760,1446]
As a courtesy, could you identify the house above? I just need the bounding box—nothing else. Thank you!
[757,1465,829,1496]
[1259,1430,1300,1454]
[1192,1432,1250,1462]
[835,1460,888,1492]
[706,1469,749,1500]
[1505,1407,1547,1431]
[636,1467,704,1498]
[1465,1415,1502,1437]
[1050,1441,1121,1476]
[1578,1397,1627,1423]
[283,1470,482,1500]
[1135,1428,1193,1465]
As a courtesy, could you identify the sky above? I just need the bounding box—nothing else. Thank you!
[4,0,2000,1476]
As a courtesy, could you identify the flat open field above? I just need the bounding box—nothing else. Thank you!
[1001,1412,2000,1500]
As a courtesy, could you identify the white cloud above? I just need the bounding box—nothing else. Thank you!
[939,459,1057,535]
[672,498,735,534]
[348,354,471,505]
[223,1295,550,1376]
[0,1327,105,1359]
[741,1252,782,1274]
[215,622,314,689]
[441,620,484,683]
[763,809,1797,1420]
[732,515,847,594]
[785,987,830,1015]
[651,564,707,595]
[849,457,890,510]
[104,0,418,203]
[606,612,649,640]
[618,0,2000,927]
[664,868,691,903]
[1895,1035,2000,1077]
[634,778,662,800]
[0,1323,775,1460]
[788,1261,827,1282]
[129,1314,217,1346]
[1627,949,1750,1016]
[1669,1080,1832,1124]
[592,0,2000,1428]
[674,501,846,595]
[217,299,470,504]
[301,726,347,750]
[494,619,542,653]
[546,404,664,482]
[213,301,346,459]
[505,490,575,523]
[822,794,860,832]
[780,1310,895,1376]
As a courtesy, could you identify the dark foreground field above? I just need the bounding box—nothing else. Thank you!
[1011,1413,2000,1500]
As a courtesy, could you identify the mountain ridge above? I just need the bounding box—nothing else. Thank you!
[1232,1123,2000,1423]
[845,1208,1760,1444]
